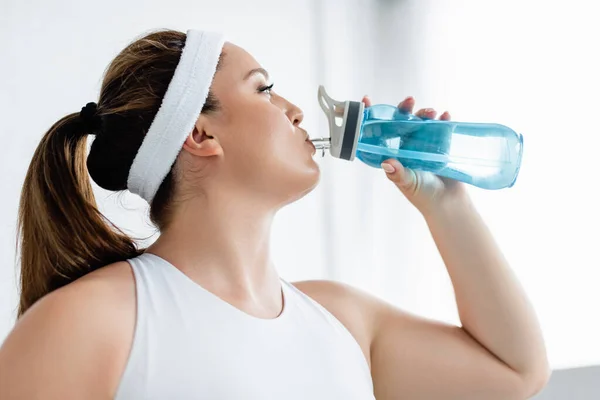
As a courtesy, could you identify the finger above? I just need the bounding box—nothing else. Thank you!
[397,96,415,113]
[439,111,451,121]
[381,159,416,191]
[362,95,373,108]
[415,108,437,120]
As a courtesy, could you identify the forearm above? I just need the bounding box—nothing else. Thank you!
[423,195,549,381]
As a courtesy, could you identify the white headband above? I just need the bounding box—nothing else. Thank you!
[127,29,225,203]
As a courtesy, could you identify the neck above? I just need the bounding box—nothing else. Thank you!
[146,189,283,317]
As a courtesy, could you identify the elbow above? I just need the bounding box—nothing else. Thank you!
[520,364,552,398]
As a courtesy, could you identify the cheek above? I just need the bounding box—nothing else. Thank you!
[218,102,319,195]
[218,98,305,172]
[239,105,294,155]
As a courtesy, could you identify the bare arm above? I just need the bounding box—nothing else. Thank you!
[296,188,550,399]
[369,195,550,399]
[296,271,548,400]
[425,196,549,382]
[0,262,135,400]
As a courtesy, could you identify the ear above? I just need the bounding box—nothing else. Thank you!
[182,119,223,158]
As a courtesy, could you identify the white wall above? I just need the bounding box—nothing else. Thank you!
[2,0,599,373]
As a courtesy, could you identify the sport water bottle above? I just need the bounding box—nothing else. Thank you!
[311,86,523,190]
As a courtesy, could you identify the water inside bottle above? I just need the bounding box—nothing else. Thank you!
[356,117,522,189]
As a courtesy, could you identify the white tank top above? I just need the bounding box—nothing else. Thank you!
[115,253,375,399]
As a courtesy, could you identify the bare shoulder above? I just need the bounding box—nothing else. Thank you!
[292,279,387,369]
[0,261,136,399]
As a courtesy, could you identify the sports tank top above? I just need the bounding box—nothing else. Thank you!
[114,253,375,399]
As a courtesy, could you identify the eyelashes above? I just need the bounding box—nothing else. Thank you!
[258,83,274,95]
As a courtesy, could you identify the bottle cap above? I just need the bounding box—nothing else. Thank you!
[315,85,364,161]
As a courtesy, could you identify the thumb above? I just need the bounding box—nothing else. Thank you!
[381,159,418,194]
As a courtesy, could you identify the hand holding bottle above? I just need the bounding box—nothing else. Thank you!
[362,95,470,216]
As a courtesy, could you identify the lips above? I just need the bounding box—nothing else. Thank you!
[306,137,316,154]
[298,129,315,154]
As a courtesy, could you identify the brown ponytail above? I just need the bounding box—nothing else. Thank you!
[16,29,224,317]
[17,113,141,317]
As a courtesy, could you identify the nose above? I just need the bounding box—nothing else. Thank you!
[279,95,304,126]
[288,104,304,126]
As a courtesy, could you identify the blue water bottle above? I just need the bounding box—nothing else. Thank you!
[312,86,523,190]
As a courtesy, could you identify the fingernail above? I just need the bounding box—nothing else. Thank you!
[381,162,395,173]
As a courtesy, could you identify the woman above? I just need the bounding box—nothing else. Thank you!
[0,29,549,399]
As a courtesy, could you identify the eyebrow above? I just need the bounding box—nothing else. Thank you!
[244,67,270,81]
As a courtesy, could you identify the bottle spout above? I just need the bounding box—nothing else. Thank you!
[310,137,331,149]
[309,137,331,157]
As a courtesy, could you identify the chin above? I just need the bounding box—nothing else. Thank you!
[277,163,321,206]
[298,167,321,198]
[302,158,321,189]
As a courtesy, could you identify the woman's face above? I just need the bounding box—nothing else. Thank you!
[188,42,320,207]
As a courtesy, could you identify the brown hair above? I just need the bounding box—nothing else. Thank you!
[16,29,224,317]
